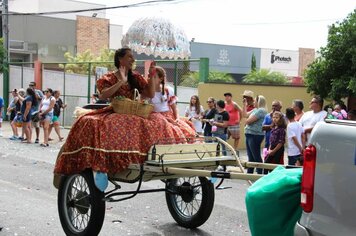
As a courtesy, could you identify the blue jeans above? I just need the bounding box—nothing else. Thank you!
[288,154,301,166]
[212,133,228,156]
[245,133,264,174]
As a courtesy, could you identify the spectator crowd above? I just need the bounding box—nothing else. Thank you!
[183,90,356,173]
[1,81,356,173]
[0,81,66,147]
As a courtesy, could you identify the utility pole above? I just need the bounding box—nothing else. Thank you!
[2,0,9,114]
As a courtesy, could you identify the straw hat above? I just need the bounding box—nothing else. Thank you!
[242,90,254,98]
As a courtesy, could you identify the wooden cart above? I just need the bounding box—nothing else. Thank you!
[53,137,279,236]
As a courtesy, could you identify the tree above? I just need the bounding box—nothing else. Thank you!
[180,71,235,87]
[305,9,356,101]
[0,38,7,73]
[59,48,116,74]
[251,53,257,72]
[242,69,288,85]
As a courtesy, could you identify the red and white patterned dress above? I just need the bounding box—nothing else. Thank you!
[54,72,196,175]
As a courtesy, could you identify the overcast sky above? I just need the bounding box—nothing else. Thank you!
[83,0,355,51]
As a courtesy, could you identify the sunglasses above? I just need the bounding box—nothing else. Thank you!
[44,90,48,93]
[207,101,213,103]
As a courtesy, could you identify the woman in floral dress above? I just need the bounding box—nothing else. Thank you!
[54,48,196,175]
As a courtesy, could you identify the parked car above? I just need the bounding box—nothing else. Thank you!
[295,119,356,236]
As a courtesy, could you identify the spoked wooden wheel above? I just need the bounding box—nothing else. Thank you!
[58,170,105,236]
[165,176,215,228]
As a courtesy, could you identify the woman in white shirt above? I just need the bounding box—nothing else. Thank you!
[39,88,56,147]
[149,66,196,139]
[185,95,204,135]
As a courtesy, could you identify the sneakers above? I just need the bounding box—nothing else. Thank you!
[35,139,39,144]
[9,136,20,140]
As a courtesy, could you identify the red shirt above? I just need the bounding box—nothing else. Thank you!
[225,102,240,126]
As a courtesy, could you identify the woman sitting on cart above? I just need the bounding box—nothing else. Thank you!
[54,48,196,175]
[149,65,196,138]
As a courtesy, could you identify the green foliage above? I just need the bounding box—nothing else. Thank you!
[305,9,356,100]
[59,48,116,74]
[0,38,7,73]
[251,53,257,72]
[180,71,235,87]
[242,69,288,85]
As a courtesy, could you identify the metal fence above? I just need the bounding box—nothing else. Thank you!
[7,59,201,127]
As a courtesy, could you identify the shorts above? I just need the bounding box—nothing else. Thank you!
[52,115,60,123]
[228,125,240,139]
[42,112,54,122]
[32,120,40,128]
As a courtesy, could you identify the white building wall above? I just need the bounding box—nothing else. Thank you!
[109,24,123,50]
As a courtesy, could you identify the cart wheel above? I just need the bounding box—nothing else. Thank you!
[165,177,214,228]
[58,170,105,236]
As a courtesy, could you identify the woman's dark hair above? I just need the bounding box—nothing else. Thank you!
[190,95,202,114]
[286,107,296,120]
[216,100,225,109]
[47,88,53,95]
[155,66,166,95]
[114,47,139,91]
[26,87,38,107]
[272,111,286,129]
[293,99,304,111]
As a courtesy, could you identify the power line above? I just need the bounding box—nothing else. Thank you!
[0,0,184,16]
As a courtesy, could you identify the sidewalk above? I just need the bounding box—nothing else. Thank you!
[0,121,70,146]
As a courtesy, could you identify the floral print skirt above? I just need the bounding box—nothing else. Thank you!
[54,107,196,175]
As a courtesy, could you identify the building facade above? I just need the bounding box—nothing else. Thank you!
[7,0,123,63]
[190,42,315,83]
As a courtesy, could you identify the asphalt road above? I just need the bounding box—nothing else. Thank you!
[0,122,252,235]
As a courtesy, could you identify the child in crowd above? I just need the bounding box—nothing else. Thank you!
[264,111,286,173]
[331,104,347,120]
[286,107,305,165]
[185,95,204,135]
[211,100,229,155]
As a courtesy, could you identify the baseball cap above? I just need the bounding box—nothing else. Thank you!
[242,90,254,98]
[224,92,232,97]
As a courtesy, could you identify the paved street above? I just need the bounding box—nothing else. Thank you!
[0,121,251,235]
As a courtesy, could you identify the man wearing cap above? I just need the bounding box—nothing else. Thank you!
[224,92,242,151]
[242,90,255,112]
[29,82,44,143]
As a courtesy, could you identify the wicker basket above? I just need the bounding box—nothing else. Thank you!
[111,89,154,118]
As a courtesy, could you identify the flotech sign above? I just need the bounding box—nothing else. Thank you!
[260,49,299,76]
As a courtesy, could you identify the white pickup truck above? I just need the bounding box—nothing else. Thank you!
[295,119,356,236]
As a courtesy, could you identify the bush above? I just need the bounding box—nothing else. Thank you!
[243,69,288,85]
[180,71,235,87]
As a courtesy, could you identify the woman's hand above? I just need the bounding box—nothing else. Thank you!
[243,98,247,106]
[119,65,128,83]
